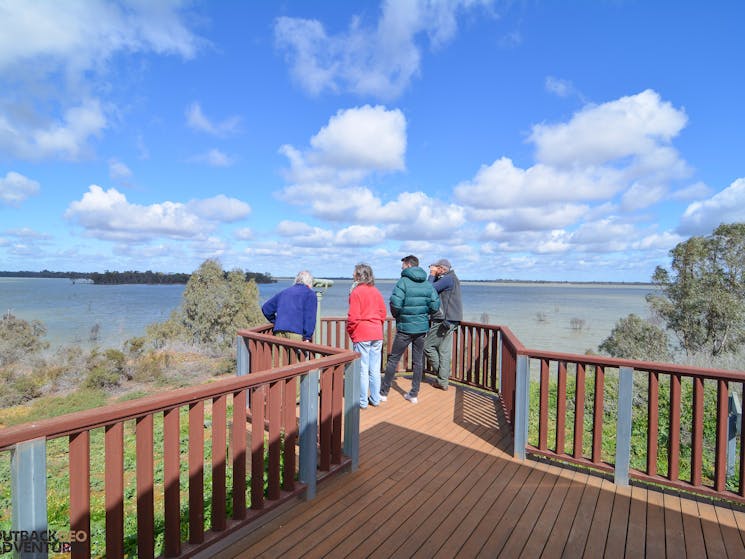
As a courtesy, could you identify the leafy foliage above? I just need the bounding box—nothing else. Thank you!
[0,312,49,366]
[647,223,745,357]
[598,313,671,362]
[147,259,264,351]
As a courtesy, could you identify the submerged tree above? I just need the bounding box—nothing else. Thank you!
[647,222,745,357]
[147,259,264,351]
[598,313,671,362]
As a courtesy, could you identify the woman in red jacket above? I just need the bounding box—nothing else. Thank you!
[347,263,387,408]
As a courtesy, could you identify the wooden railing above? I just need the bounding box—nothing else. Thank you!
[0,326,359,558]
[320,316,745,505]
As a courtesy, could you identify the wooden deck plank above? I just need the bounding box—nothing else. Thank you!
[539,471,590,558]
[561,472,603,557]
[202,380,745,559]
[603,484,632,559]
[663,492,686,557]
[475,463,550,557]
[698,501,728,558]
[235,392,460,558]
[714,505,745,558]
[625,485,647,558]
[496,461,564,558]
[512,465,577,558]
[582,478,617,558]
[645,487,666,557]
[678,495,706,558]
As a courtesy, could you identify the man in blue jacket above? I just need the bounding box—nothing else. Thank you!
[380,255,440,404]
[261,270,317,342]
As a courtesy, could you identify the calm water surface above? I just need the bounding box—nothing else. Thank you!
[1,278,656,355]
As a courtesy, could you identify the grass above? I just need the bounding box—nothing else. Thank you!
[0,393,287,558]
[526,364,743,493]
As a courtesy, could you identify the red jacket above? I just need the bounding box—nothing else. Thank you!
[347,284,387,343]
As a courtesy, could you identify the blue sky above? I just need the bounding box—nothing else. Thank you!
[1,0,743,281]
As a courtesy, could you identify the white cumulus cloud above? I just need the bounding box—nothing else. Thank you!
[0,171,40,205]
[274,0,494,98]
[678,177,745,235]
[65,185,247,242]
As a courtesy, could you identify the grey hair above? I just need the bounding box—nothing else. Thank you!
[353,263,375,285]
[295,270,313,287]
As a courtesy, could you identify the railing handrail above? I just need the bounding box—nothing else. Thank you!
[0,330,356,450]
[520,347,745,381]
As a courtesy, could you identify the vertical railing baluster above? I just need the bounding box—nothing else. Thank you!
[212,394,227,530]
[105,423,124,559]
[283,377,298,491]
[574,363,586,459]
[319,367,333,471]
[538,358,549,451]
[714,379,729,491]
[647,372,659,477]
[188,401,204,544]
[250,385,266,510]
[69,431,90,559]
[267,381,282,500]
[11,438,47,559]
[615,366,634,486]
[163,407,180,557]
[691,377,704,487]
[556,361,567,455]
[669,373,681,481]
[233,390,247,517]
[135,415,154,559]
[299,369,320,500]
[344,358,361,471]
[513,354,529,460]
[592,366,605,465]
[331,364,343,465]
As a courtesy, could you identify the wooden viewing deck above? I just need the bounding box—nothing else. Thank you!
[205,376,745,559]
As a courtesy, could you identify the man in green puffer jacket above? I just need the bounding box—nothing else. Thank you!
[379,255,440,404]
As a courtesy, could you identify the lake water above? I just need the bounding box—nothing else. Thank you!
[0,277,656,355]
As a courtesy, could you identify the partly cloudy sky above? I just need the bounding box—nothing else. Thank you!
[1,0,743,281]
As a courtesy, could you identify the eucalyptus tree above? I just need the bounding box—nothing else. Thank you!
[598,313,671,362]
[147,259,264,351]
[647,223,745,357]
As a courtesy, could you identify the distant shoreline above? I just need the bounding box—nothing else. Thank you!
[0,270,276,284]
[277,276,654,286]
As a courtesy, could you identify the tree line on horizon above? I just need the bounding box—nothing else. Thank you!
[0,269,276,284]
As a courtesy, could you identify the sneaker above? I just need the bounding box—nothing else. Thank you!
[379,393,388,402]
[404,392,418,404]
[431,382,448,391]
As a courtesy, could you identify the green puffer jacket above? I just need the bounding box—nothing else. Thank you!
[389,266,441,334]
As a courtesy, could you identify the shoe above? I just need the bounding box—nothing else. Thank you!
[432,383,448,391]
[368,399,379,407]
[404,392,418,404]
[379,393,388,402]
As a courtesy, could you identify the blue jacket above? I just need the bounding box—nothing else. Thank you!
[429,270,463,323]
[261,283,317,340]
[390,266,440,334]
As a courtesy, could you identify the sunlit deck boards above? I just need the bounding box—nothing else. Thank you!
[210,378,745,558]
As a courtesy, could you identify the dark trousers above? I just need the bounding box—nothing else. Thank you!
[380,331,426,397]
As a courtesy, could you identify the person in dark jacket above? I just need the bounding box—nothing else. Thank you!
[261,270,317,341]
[379,255,440,404]
[424,258,463,390]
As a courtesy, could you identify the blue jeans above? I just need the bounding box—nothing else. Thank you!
[355,340,383,407]
[380,331,426,397]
